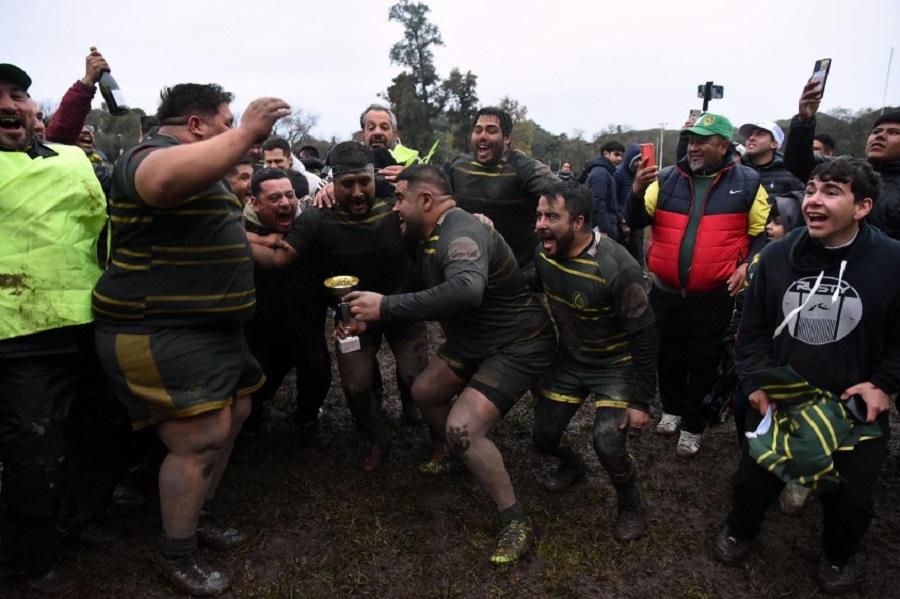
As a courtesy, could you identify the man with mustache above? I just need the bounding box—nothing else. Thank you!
[248,142,428,472]
[239,168,332,457]
[0,63,107,595]
[629,112,769,458]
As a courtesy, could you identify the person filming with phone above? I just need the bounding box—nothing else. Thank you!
[627,113,770,458]
[784,59,900,241]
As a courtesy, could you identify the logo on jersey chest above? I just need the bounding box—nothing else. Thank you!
[781,276,862,345]
[572,291,588,310]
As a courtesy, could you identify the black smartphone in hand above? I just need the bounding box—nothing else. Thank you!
[811,58,831,100]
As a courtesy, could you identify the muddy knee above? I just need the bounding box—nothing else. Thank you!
[593,417,633,484]
[445,423,472,455]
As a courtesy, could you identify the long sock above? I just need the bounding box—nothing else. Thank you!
[160,534,198,559]
[498,501,524,524]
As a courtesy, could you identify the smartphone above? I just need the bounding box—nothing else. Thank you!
[811,58,831,100]
[640,143,656,169]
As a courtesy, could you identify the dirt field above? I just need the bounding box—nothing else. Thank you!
[10,326,900,599]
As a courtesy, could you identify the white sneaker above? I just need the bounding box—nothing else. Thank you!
[676,431,702,457]
[655,413,682,435]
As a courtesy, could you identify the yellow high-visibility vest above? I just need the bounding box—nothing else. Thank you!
[0,143,107,341]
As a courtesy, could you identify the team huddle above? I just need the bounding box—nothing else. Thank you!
[1,48,900,598]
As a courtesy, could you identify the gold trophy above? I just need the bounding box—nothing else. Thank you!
[324,275,361,353]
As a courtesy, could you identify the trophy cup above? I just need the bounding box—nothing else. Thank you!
[324,275,361,353]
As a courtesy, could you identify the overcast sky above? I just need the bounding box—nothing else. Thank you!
[6,0,900,142]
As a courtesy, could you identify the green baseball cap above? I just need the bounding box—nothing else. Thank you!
[683,112,733,140]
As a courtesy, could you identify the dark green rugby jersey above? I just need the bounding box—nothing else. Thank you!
[283,198,412,295]
[381,207,550,360]
[535,234,654,367]
[92,133,255,330]
[449,150,556,267]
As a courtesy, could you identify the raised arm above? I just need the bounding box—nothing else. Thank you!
[135,97,290,208]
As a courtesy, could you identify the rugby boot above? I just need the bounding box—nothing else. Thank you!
[541,456,586,492]
[197,521,246,551]
[197,504,246,551]
[712,525,754,566]
[612,480,646,541]
[156,552,231,597]
[25,564,79,596]
[816,556,856,595]
[418,442,453,475]
[489,517,535,565]
[613,504,647,542]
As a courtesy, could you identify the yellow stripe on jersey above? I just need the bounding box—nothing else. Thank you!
[539,253,606,284]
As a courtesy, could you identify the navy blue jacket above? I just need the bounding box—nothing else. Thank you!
[583,155,619,238]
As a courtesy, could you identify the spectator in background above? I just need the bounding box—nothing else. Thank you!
[262,136,322,193]
[225,155,254,205]
[813,133,836,157]
[558,161,575,181]
[785,78,900,240]
[139,115,159,142]
[582,141,625,239]
[738,121,804,195]
[614,143,645,265]
[46,47,110,145]
[629,113,769,458]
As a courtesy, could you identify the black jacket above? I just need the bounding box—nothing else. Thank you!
[736,221,900,399]
[743,152,804,196]
[582,155,619,238]
[784,114,900,240]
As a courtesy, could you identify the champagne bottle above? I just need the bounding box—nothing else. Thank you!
[98,71,129,116]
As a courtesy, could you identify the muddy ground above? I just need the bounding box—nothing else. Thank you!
[10,324,900,599]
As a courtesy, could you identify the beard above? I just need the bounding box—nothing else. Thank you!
[0,122,35,152]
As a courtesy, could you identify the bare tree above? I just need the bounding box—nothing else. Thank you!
[275,106,319,150]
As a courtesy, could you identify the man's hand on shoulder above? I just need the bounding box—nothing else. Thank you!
[842,382,890,423]
[314,182,336,209]
[379,164,404,183]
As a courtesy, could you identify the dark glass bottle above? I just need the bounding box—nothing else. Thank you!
[98,71,129,115]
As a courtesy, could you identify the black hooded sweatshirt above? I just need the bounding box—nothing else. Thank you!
[735,221,900,401]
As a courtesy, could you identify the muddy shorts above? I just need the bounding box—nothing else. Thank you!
[438,327,555,414]
[540,356,633,409]
[95,327,265,430]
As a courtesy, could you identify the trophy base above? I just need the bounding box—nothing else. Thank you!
[337,335,361,354]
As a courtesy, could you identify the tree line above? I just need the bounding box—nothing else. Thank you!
[69,0,895,173]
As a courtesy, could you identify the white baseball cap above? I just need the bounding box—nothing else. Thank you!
[739,121,785,149]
